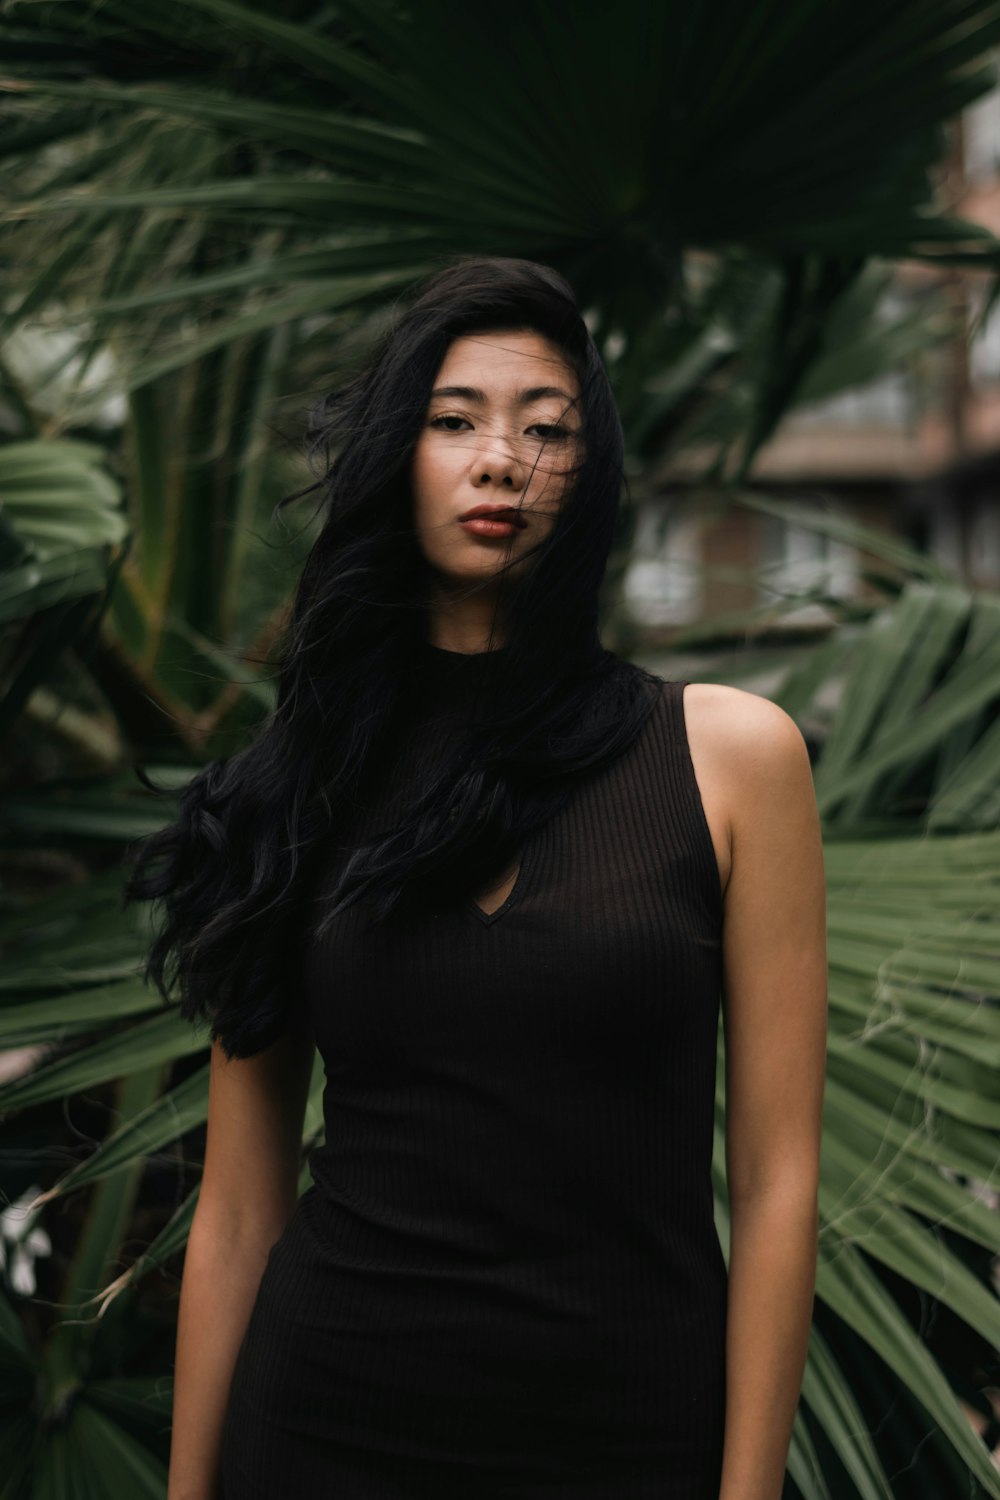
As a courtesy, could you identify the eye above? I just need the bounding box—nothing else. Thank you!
[429,414,472,431]
[528,423,572,440]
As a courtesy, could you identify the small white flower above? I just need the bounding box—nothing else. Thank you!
[0,1187,52,1297]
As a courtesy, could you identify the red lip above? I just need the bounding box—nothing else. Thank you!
[458,504,527,528]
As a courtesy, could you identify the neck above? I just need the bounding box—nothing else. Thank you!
[424,583,511,654]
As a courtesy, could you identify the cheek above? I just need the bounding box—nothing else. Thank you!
[410,438,454,523]
[538,449,579,506]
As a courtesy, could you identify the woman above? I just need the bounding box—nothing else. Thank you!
[127,256,827,1500]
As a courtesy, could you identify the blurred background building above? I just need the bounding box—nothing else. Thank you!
[627,82,1000,657]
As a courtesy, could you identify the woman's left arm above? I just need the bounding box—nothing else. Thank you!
[714,690,829,1500]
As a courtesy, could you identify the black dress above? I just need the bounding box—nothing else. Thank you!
[220,642,726,1498]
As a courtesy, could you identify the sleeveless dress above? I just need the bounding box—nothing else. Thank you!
[220,642,727,1499]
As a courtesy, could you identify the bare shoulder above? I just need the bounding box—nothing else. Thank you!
[677,682,814,899]
[682,681,809,770]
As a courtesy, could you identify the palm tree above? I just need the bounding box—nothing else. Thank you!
[1,4,999,1496]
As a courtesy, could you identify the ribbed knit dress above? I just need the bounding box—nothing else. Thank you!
[219,641,727,1499]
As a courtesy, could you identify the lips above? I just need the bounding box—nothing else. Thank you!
[458,504,527,528]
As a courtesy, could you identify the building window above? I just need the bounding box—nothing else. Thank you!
[964,76,1000,185]
[928,506,964,579]
[757,515,860,627]
[625,506,704,626]
[969,284,1000,391]
[969,498,1000,589]
[788,370,913,431]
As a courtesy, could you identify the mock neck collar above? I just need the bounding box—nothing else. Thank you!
[420,639,504,659]
[415,640,507,672]
[407,638,506,712]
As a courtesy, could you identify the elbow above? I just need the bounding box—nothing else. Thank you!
[727,1166,820,1218]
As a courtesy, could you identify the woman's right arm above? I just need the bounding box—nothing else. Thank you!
[167,1023,316,1500]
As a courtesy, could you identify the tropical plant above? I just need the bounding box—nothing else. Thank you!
[3,0,999,449]
[1,2,999,1496]
[0,435,126,741]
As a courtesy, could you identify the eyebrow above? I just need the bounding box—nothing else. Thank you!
[429,384,578,405]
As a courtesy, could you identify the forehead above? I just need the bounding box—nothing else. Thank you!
[432,329,579,397]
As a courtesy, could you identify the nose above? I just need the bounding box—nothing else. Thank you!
[477,469,515,489]
[469,432,525,491]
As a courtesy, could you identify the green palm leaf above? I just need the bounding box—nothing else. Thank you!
[4,0,999,413]
[0,440,125,624]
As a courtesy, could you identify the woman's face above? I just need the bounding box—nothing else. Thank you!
[410,328,583,600]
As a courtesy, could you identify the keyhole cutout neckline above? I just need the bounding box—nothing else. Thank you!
[464,853,527,924]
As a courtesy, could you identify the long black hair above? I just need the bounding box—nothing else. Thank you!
[123,256,663,1059]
